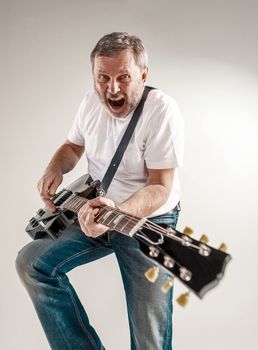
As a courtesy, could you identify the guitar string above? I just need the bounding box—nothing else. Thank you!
[91,205,205,252]
[63,195,215,256]
[63,194,172,236]
[63,195,193,247]
[58,194,224,294]
[136,230,189,274]
[63,196,191,280]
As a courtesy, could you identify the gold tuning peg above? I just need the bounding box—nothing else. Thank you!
[200,234,209,244]
[183,226,194,235]
[161,277,174,294]
[176,291,190,307]
[218,243,227,253]
[144,267,159,283]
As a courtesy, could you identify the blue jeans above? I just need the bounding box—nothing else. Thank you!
[16,209,179,350]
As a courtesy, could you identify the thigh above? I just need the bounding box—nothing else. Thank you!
[110,209,179,300]
[110,232,172,350]
[17,223,113,278]
[109,210,179,349]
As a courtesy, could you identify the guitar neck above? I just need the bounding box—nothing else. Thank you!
[62,195,146,236]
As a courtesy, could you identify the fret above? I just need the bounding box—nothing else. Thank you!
[95,207,132,235]
[63,196,87,213]
[95,207,118,227]
[62,195,146,236]
[94,206,107,221]
[120,218,138,232]
[68,198,80,211]
[114,216,132,232]
[98,207,146,236]
[105,212,123,227]
[113,214,125,226]
[72,198,86,212]
[98,210,113,224]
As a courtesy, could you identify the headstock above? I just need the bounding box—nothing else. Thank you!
[135,223,231,306]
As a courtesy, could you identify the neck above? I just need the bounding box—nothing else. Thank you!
[62,194,146,237]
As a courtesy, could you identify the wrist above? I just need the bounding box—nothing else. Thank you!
[45,163,62,176]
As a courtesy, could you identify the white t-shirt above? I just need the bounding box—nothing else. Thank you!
[68,88,184,217]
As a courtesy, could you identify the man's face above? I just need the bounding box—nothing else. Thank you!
[93,49,148,118]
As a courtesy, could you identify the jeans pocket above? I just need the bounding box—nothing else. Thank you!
[149,210,179,229]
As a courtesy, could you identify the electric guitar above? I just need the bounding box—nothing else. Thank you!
[26,174,231,304]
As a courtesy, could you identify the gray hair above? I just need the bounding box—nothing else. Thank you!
[90,32,148,70]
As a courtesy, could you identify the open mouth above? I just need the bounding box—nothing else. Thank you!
[108,97,126,110]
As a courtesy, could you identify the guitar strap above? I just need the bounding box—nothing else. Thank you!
[99,85,155,194]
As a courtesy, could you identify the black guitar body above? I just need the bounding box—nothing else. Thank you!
[26,174,102,240]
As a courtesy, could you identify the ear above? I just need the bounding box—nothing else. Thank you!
[141,67,149,82]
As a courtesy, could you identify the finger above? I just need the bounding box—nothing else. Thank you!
[78,203,90,218]
[89,222,109,237]
[86,210,108,232]
[39,179,53,199]
[85,208,96,226]
[41,198,57,213]
[92,208,99,216]
[48,176,62,197]
[78,205,92,225]
[78,211,94,237]
[78,204,107,237]
[88,196,115,208]
[38,179,58,212]
[87,197,102,208]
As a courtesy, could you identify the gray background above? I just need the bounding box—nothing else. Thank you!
[1,0,258,349]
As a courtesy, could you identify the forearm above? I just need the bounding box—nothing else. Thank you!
[79,168,175,237]
[46,141,84,175]
[38,141,84,211]
[117,184,170,218]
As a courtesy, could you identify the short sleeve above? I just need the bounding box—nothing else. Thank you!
[67,95,87,146]
[144,98,184,169]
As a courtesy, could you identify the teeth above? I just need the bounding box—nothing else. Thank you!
[110,98,123,102]
[109,98,125,108]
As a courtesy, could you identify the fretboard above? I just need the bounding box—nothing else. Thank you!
[62,195,146,236]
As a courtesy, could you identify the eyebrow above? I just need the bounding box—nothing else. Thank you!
[97,69,130,75]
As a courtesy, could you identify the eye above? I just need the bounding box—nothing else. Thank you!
[119,74,131,82]
[98,74,109,82]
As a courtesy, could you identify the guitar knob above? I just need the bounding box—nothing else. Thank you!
[149,246,159,258]
[218,243,227,252]
[29,217,38,228]
[200,234,209,244]
[161,277,174,293]
[183,226,194,235]
[199,244,211,256]
[163,256,175,268]
[144,267,159,283]
[179,267,192,281]
[176,292,190,307]
[36,208,45,217]
[182,235,192,246]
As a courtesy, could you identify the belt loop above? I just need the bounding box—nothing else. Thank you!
[176,201,181,212]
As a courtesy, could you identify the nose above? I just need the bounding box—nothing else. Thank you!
[107,78,120,95]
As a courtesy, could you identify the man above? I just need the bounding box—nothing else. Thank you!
[16,32,184,350]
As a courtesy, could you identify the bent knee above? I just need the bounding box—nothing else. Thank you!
[15,241,41,283]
